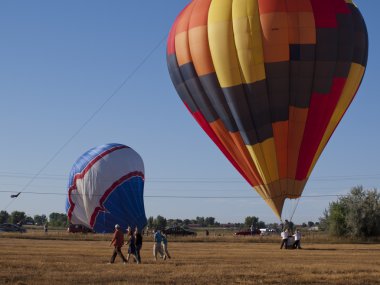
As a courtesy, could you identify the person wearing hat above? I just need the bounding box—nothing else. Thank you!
[109,224,127,264]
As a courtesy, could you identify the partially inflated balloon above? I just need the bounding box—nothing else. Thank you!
[167,0,368,218]
[66,143,146,233]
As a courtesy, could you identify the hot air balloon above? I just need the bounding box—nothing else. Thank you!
[167,0,368,219]
[66,143,147,233]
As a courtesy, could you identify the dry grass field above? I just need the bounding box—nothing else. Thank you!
[0,233,380,285]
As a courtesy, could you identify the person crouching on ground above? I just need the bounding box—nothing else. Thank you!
[153,229,164,261]
[109,224,127,264]
[162,233,171,260]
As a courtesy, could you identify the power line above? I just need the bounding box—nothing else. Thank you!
[1,171,380,182]
[0,190,349,199]
[2,34,167,211]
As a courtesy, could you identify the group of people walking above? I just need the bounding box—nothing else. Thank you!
[109,224,171,264]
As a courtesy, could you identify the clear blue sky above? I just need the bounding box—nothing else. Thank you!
[0,0,378,224]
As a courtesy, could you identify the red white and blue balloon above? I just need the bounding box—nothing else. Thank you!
[66,143,146,233]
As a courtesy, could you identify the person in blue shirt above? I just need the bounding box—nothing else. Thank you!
[153,229,164,261]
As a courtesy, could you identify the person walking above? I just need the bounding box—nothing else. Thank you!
[153,229,164,261]
[293,229,302,249]
[125,226,139,263]
[135,227,143,263]
[109,224,127,264]
[280,229,289,249]
[162,233,171,260]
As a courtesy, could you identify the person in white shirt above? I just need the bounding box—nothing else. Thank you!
[292,229,302,249]
[280,229,289,249]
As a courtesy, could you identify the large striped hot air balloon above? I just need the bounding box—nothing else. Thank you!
[66,143,147,233]
[167,0,368,219]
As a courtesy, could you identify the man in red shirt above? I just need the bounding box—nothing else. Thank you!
[109,224,127,264]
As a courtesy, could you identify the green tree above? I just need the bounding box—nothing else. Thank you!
[196,216,205,226]
[147,216,154,229]
[49,213,68,227]
[24,216,34,225]
[0,211,9,224]
[245,216,259,228]
[154,215,167,230]
[322,186,380,238]
[308,221,315,228]
[205,217,215,226]
[258,221,266,229]
[10,211,26,224]
[34,214,47,226]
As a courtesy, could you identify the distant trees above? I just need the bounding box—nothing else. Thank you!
[155,215,167,229]
[10,211,26,224]
[49,213,68,227]
[147,215,167,230]
[195,216,217,227]
[34,214,47,226]
[0,211,9,224]
[24,216,34,225]
[147,216,154,228]
[320,186,380,238]
[196,216,205,226]
[148,216,220,229]
[245,216,266,229]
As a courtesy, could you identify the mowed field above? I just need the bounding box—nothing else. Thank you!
[0,235,380,285]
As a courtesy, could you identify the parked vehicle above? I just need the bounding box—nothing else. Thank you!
[234,228,261,236]
[259,228,277,236]
[0,223,26,233]
[67,224,94,233]
[163,226,197,236]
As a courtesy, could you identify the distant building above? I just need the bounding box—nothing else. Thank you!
[309,226,319,231]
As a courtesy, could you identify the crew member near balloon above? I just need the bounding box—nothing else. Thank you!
[280,229,289,250]
[135,226,143,264]
[153,229,164,261]
[293,229,302,249]
[109,224,127,264]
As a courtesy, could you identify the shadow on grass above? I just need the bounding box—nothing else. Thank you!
[301,248,337,251]
[303,247,380,252]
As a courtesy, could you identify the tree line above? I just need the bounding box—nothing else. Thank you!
[1,186,378,238]
[0,211,68,227]
[146,215,318,232]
